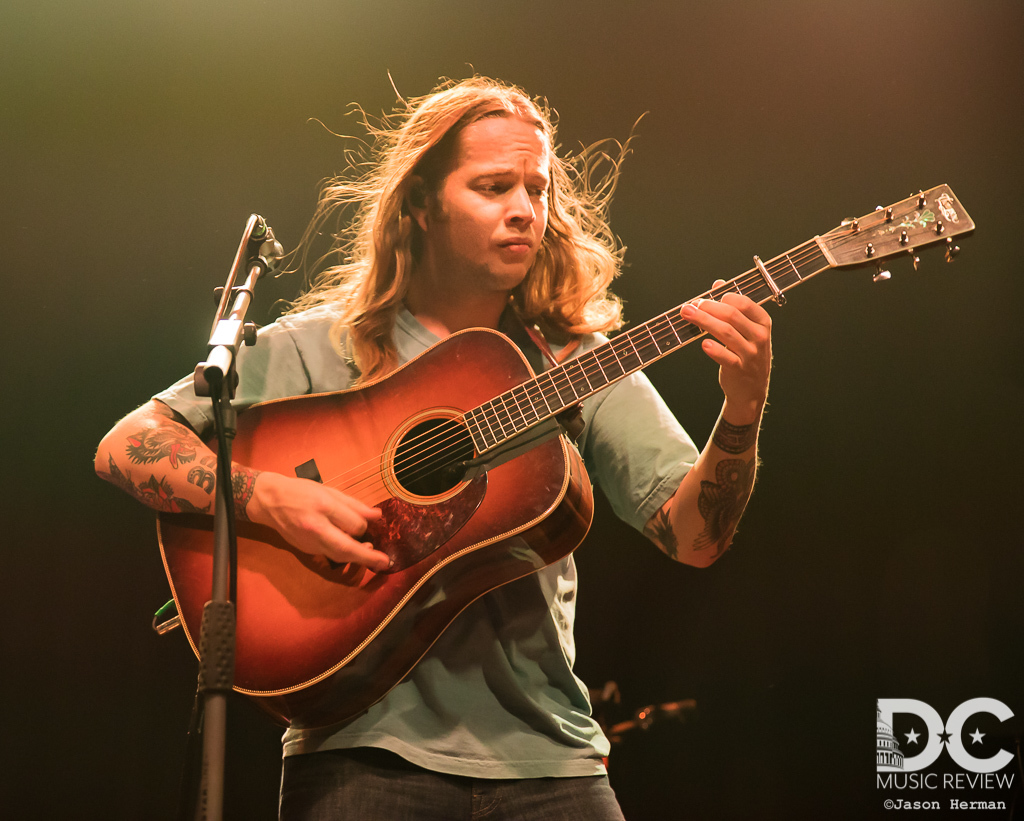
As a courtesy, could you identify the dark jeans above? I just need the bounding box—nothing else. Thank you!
[279,748,626,821]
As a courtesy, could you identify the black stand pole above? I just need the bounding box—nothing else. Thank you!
[193,375,238,821]
[185,215,283,821]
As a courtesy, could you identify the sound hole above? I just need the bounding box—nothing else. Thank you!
[393,417,475,497]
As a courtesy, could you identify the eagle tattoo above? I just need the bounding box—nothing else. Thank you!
[126,428,198,469]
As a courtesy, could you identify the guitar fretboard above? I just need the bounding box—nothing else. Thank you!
[463,239,831,453]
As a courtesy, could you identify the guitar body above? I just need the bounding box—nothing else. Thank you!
[157,329,594,728]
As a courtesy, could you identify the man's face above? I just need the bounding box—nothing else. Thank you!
[416,115,551,297]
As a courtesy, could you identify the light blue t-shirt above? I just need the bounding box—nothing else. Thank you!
[155,303,698,778]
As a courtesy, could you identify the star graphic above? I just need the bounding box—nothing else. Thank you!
[970,729,985,744]
[904,729,921,744]
[939,731,952,744]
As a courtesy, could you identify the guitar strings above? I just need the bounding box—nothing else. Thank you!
[318,241,829,497]
[316,241,830,497]
[311,240,832,499]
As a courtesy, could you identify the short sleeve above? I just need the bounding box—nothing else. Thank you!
[153,316,316,436]
[578,370,699,534]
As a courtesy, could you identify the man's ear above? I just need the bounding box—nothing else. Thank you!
[407,175,429,232]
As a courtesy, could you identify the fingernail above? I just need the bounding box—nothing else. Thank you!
[682,304,696,317]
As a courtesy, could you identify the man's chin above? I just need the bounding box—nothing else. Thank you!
[482,262,531,291]
[496,271,531,293]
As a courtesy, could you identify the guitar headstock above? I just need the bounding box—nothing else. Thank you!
[819,184,974,271]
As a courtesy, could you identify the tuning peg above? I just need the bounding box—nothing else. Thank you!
[917,190,926,208]
[873,263,891,283]
[945,237,960,262]
[876,205,894,222]
[908,250,921,271]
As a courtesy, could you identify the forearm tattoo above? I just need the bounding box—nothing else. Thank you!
[232,468,261,522]
[187,466,216,494]
[711,417,758,454]
[693,457,756,559]
[645,507,679,559]
[108,405,258,519]
[125,426,199,468]
[106,455,211,514]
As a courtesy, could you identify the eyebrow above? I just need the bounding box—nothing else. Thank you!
[472,167,550,182]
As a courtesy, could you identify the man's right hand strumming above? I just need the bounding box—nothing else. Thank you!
[246,472,389,571]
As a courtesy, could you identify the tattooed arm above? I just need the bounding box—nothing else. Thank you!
[645,413,761,567]
[644,282,772,567]
[94,400,235,516]
[94,399,390,571]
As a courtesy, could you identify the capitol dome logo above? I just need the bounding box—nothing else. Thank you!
[876,701,904,771]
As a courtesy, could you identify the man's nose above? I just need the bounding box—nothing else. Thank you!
[506,185,535,224]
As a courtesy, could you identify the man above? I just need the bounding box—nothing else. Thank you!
[96,77,771,819]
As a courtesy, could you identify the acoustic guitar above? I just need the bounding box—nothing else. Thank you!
[157,184,974,728]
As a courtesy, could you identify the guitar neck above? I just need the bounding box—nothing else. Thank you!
[465,238,831,453]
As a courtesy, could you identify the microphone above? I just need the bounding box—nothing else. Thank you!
[249,218,285,277]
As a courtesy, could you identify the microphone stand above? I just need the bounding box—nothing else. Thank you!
[186,215,283,821]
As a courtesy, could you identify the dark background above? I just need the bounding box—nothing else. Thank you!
[3,1,1022,818]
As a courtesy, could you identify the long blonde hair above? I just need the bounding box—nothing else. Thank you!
[290,76,627,381]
